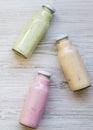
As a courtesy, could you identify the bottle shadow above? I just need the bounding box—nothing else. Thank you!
[72,85,91,101]
[11,50,32,68]
[20,125,35,130]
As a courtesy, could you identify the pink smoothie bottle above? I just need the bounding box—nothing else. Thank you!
[19,70,52,128]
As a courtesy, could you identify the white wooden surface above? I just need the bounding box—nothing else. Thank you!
[0,0,93,130]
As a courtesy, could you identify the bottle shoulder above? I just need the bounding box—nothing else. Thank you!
[59,45,77,51]
[58,45,78,55]
[33,18,49,25]
[32,9,52,23]
[31,78,49,91]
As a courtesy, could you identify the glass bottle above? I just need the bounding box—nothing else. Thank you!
[56,34,90,91]
[12,5,55,58]
[19,70,52,128]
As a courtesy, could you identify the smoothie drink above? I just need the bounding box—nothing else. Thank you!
[12,5,55,58]
[56,34,90,91]
[19,70,52,128]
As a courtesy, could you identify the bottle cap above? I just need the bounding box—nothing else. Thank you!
[38,70,52,77]
[42,4,56,13]
[56,33,68,42]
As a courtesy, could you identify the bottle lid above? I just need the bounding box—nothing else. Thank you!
[42,4,56,13]
[38,70,52,77]
[56,33,68,42]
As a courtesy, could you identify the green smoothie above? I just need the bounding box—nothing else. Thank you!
[12,5,55,58]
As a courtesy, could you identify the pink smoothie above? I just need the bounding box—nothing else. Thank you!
[19,70,52,128]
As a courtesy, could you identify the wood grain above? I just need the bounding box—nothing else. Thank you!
[0,0,93,130]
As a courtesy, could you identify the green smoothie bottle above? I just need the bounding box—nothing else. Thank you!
[12,4,55,58]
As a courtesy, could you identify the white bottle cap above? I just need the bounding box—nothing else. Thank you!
[56,33,68,41]
[42,4,56,13]
[38,70,52,77]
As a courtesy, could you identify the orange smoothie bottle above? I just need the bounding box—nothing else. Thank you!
[56,34,90,91]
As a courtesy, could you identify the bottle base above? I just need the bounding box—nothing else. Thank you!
[12,48,27,59]
[19,121,37,129]
[72,84,91,92]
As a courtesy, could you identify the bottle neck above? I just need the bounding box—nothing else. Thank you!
[56,38,72,50]
[36,74,50,86]
[36,7,53,21]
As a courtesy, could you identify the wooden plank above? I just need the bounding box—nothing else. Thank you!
[0,0,93,129]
